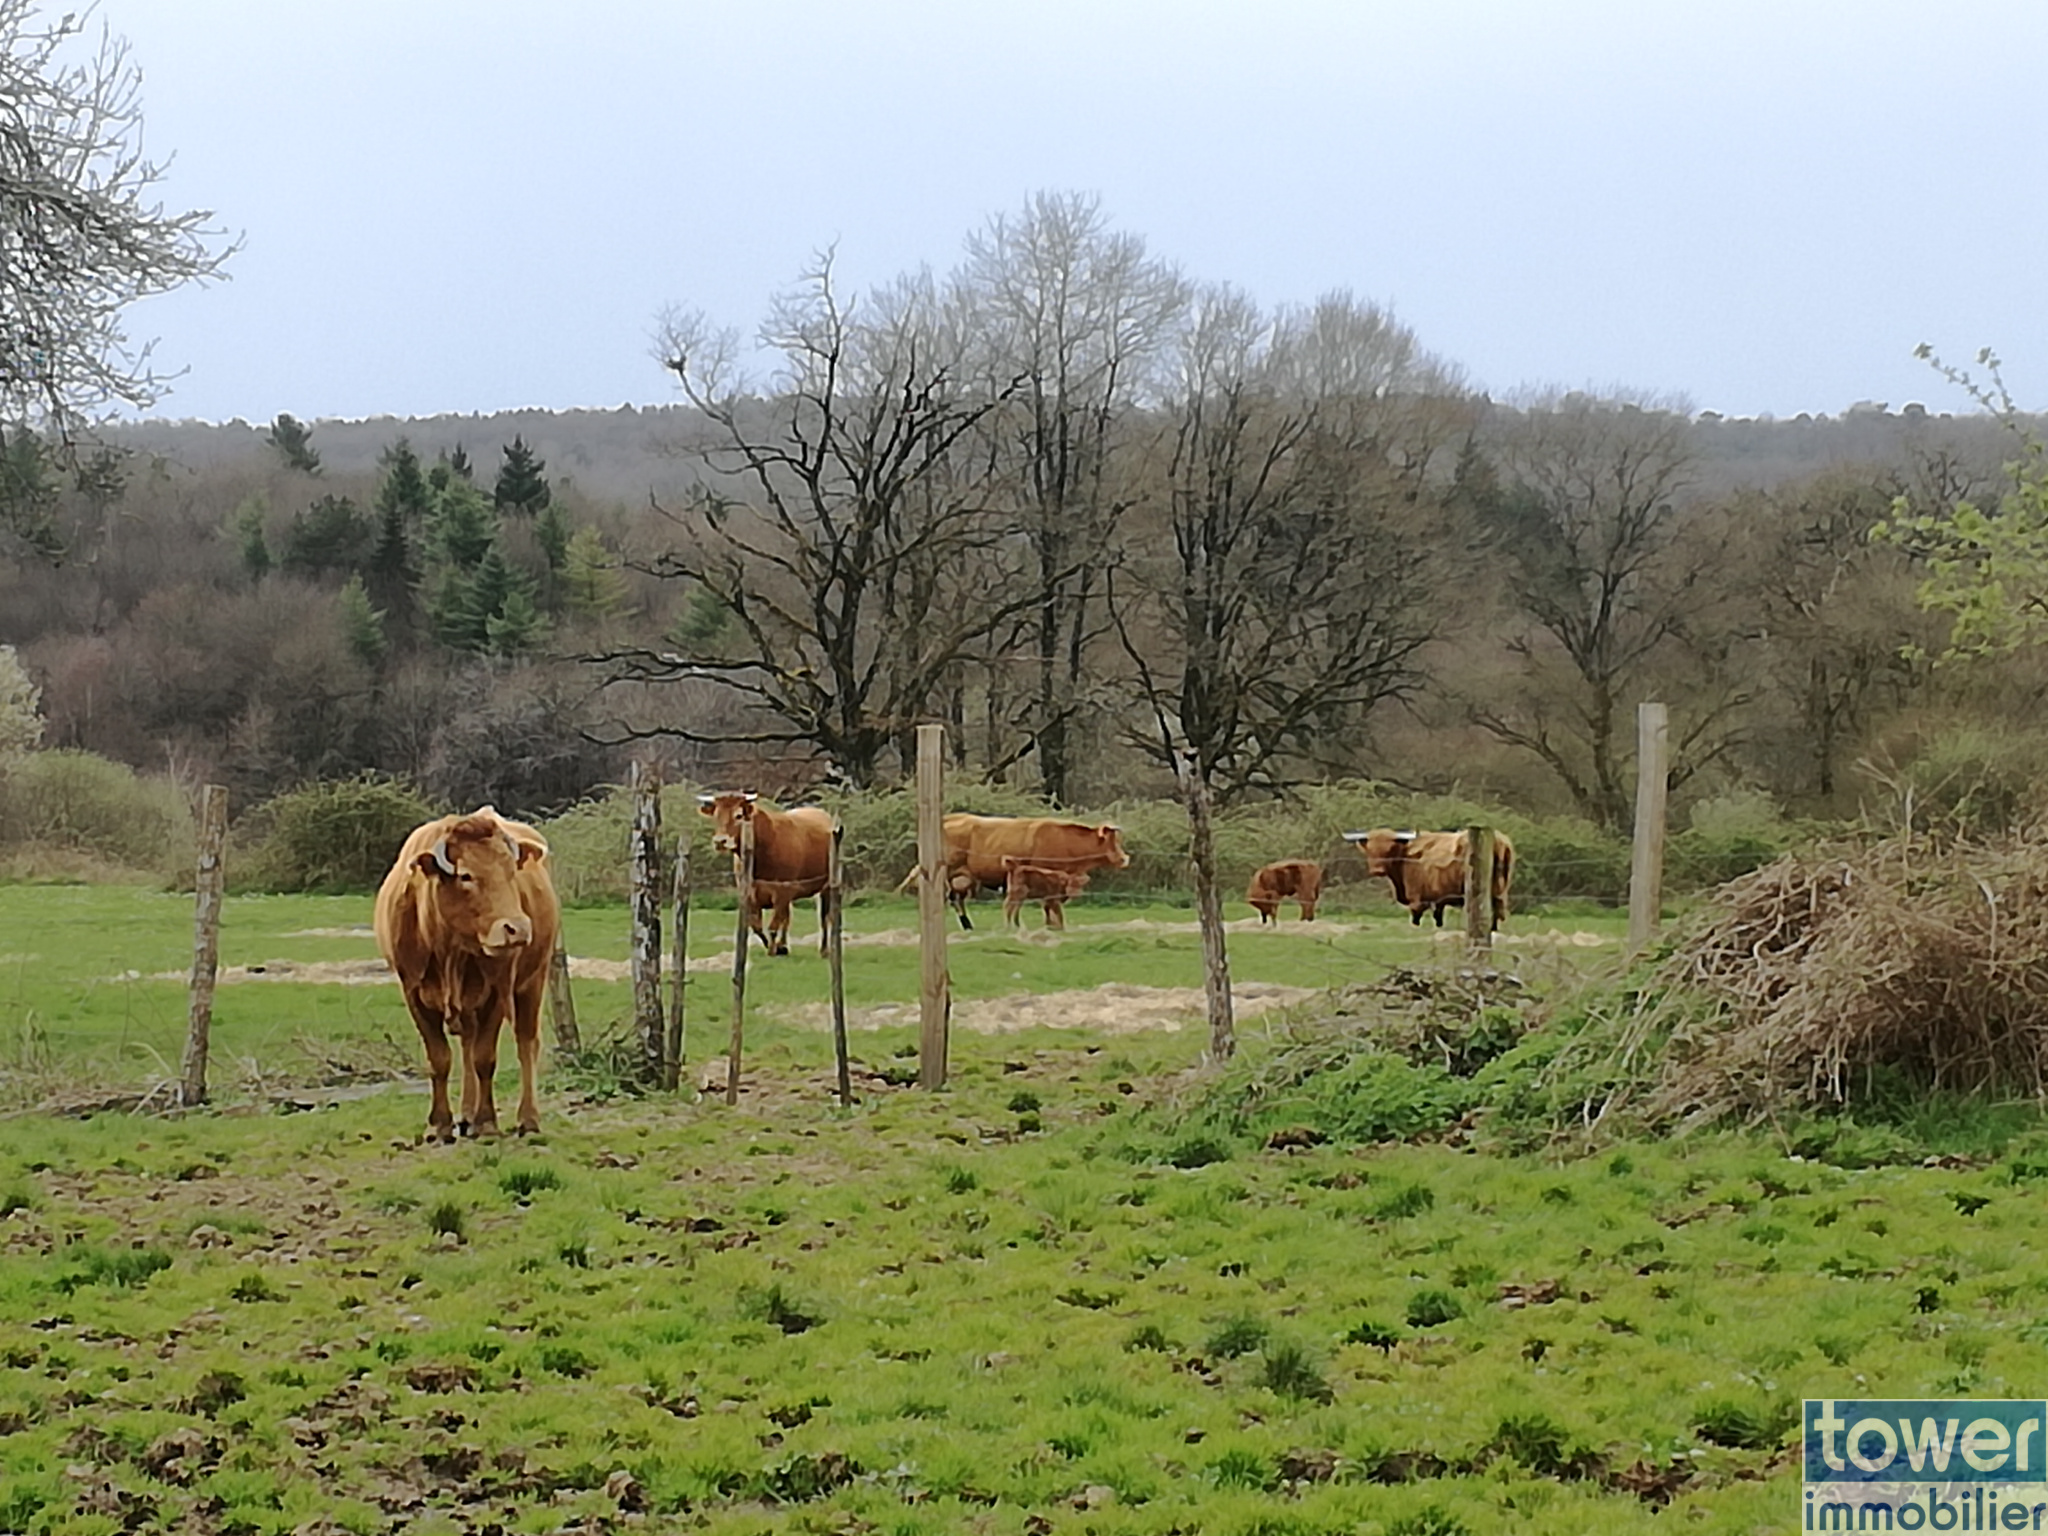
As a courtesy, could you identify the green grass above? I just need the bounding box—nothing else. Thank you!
[0,1040,2031,1533]
[0,883,1634,1096]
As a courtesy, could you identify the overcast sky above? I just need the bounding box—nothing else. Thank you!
[102,0,2048,425]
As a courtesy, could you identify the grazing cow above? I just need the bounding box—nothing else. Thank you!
[913,814,1130,930]
[1001,856,1091,929]
[1342,827,1514,929]
[374,807,559,1142]
[1246,859,1322,923]
[697,792,833,955]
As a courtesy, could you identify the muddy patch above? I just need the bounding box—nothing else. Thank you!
[773,979,1318,1035]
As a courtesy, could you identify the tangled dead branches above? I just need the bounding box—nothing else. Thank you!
[1588,831,2048,1128]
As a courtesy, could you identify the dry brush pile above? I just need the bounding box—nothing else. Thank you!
[1575,831,2048,1129]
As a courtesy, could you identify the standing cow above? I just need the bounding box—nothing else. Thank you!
[917,814,1130,930]
[697,792,833,955]
[375,807,559,1142]
[1246,859,1322,923]
[1342,827,1513,929]
[1001,856,1091,929]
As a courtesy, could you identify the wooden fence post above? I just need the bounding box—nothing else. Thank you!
[547,935,580,1055]
[179,784,228,1107]
[629,761,664,1084]
[827,820,851,1108]
[726,814,754,1105]
[664,835,690,1091]
[1182,753,1234,1061]
[1464,824,1496,953]
[916,723,950,1090]
[1628,701,1671,951]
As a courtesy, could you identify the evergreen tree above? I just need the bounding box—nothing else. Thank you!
[493,434,551,517]
[280,494,372,577]
[367,495,417,614]
[428,565,482,651]
[265,413,322,474]
[534,500,570,571]
[233,497,271,581]
[431,479,496,570]
[337,574,388,666]
[443,444,474,482]
[0,426,63,560]
[562,525,629,621]
[375,439,431,525]
[485,583,548,655]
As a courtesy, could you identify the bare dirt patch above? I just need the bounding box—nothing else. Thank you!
[773,979,1317,1036]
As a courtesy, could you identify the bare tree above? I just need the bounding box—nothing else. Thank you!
[954,192,1186,797]
[0,3,234,458]
[1113,287,1467,1056]
[1466,390,1740,829]
[599,256,1041,788]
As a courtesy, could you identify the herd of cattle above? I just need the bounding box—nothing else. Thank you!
[372,798,1516,1140]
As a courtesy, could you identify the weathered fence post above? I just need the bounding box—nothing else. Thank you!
[916,724,950,1090]
[1628,701,1671,952]
[179,784,228,1107]
[547,935,580,1055]
[726,813,754,1106]
[629,761,664,1084]
[1181,752,1234,1061]
[1464,824,1496,953]
[827,820,851,1107]
[664,834,690,1091]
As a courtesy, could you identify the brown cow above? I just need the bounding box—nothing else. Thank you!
[922,814,1130,930]
[697,792,833,955]
[374,807,559,1142]
[1246,859,1322,923]
[1001,856,1091,929]
[1342,827,1513,929]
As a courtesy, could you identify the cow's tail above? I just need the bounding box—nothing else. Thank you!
[895,864,921,895]
[1494,834,1513,926]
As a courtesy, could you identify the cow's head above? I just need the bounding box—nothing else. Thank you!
[1343,828,1413,878]
[697,791,758,853]
[1095,824,1131,869]
[416,810,545,955]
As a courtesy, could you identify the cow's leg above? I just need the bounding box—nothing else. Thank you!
[770,894,792,956]
[952,884,974,931]
[1299,900,1317,922]
[510,980,543,1136]
[456,1024,480,1134]
[816,891,831,956]
[406,998,457,1144]
[1410,907,1425,926]
[466,1019,504,1138]
[1043,898,1065,931]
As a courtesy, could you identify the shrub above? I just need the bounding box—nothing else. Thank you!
[233,774,436,893]
[1404,1288,1463,1328]
[1668,788,1802,889]
[0,749,192,878]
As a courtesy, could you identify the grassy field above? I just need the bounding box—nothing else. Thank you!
[10,884,2025,1533]
[0,883,1633,1094]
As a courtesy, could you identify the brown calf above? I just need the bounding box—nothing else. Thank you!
[1001,856,1091,929]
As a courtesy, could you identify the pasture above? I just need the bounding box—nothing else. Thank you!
[2,884,2037,1534]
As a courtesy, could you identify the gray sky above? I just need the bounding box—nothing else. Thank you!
[105,0,2048,425]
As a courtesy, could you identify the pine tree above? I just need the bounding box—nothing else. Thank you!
[429,565,483,651]
[0,426,63,560]
[485,583,548,655]
[493,434,551,517]
[233,497,271,581]
[280,494,372,577]
[337,574,388,666]
[534,500,570,570]
[265,413,322,474]
[562,525,630,621]
[375,439,431,525]
[431,479,496,570]
[367,495,417,616]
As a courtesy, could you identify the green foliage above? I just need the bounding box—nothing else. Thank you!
[1874,721,2048,834]
[430,477,497,570]
[265,413,322,474]
[1404,1287,1463,1327]
[1668,788,1801,887]
[1692,1396,1791,1450]
[493,434,552,516]
[1256,1339,1331,1402]
[335,574,387,666]
[561,525,629,621]
[280,494,373,578]
[0,425,64,559]
[426,1201,466,1239]
[1204,1314,1268,1358]
[0,644,41,760]
[233,774,435,893]
[58,1245,172,1292]
[499,1166,562,1199]
[232,496,271,581]
[0,748,191,875]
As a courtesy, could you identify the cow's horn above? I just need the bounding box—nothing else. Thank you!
[503,833,520,861]
[695,793,716,806]
[1395,830,1417,842]
[743,791,759,803]
[1341,830,1368,843]
[430,837,456,876]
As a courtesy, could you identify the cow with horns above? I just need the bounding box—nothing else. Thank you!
[696,792,834,956]
[374,807,560,1142]
[1342,827,1514,930]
